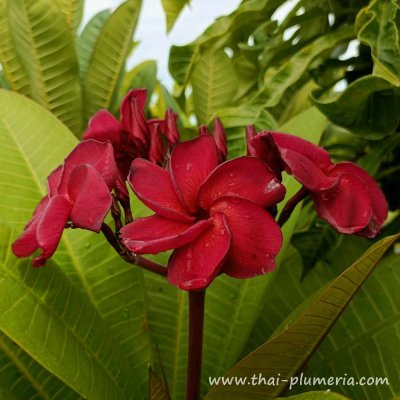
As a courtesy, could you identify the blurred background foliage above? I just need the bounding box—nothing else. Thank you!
[0,0,399,399]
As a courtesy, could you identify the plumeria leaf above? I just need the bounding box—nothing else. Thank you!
[83,0,142,122]
[78,9,111,83]
[277,392,350,400]
[205,234,399,399]
[0,90,152,396]
[148,369,171,400]
[6,0,83,135]
[161,0,190,33]
[54,0,84,32]
[0,331,80,399]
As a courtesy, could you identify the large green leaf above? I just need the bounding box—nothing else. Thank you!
[161,0,189,33]
[277,392,349,400]
[0,90,152,398]
[55,0,84,32]
[313,75,400,139]
[205,234,399,399]
[78,9,111,83]
[0,223,136,400]
[356,0,400,87]
[0,0,30,95]
[0,332,80,399]
[7,0,82,135]
[83,0,142,122]
[191,49,237,124]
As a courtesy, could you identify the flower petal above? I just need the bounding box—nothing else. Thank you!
[170,136,219,212]
[120,215,210,254]
[211,197,282,278]
[120,89,148,144]
[35,195,72,267]
[148,122,165,165]
[129,158,194,222]
[198,156,286,209]
[83,109,122,146]
[312,173,372,234]
[271,132,332,169]
[329,162,388,237]
[167,213,231,290]
[213,118,227,162]
[279,148,339,191]
[12,197,49,258]
[47,165,63,196]
[59,140,118,194]
[68,164,112,232]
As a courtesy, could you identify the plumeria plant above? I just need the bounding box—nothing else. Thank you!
[11,89,390,400]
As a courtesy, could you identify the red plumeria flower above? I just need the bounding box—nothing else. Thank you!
[12,140,118,267]
[120,135,285,290]
[83,89,180,200]
[199,118,227,162]
[247,129,388,237]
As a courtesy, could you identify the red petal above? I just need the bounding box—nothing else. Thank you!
[246,125,258,156]
[271,132,332,169]
[329,162,388,237]
[12,197,49,258]
[213,118,227,162]
[170,136,219,212]
[120,89,148,144]
[68,164,112,232]
[164,109,180,146]
[168,213,231,290]
[148,122,165,165]
[83,109,121,146]
[129,158,194,222]
[279,148,339,191]
[211,197,282,278]
[312,173,372,234]
[59,140,118,194]
[47,166,63,196]
[120,215,210,254]
[35,195,72,267]
[198,156,286,209]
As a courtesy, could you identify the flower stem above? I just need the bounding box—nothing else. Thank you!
[101,223,167,276]
[278,187,308,227]
[186,289,206,400]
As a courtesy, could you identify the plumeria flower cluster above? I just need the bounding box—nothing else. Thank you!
[12,88,388,291]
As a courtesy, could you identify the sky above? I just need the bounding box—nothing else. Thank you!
[83,0,243,88]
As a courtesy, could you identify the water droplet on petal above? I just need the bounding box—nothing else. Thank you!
[186,249,194,259]
[229,172,235,178]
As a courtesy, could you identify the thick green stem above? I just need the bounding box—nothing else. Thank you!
[186,289,206,400]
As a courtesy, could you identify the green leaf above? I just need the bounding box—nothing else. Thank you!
[291,222,340,278]
[148,369,170,400]
[356,0,400,87]
[191,49,237,124]
[78,9,111,83]
[0,332,80,400]
[0,0,30,95]
[161,0,189,33]
[0,223,136,400]
[277,392,350,400]
[312,75,400,139]
[0,90,152,397]
[83,0,142,122]
[55,0,84,31]
[7,0,83,135]
[205,234,399,399]
[262,26,354,108]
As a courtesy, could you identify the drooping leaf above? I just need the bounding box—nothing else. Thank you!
[161,0,190,33]
[0,332,80,400]
[7,0,83,135]
[205,234,399,399]
[0,90,152,397]
[356,0,400,87]
[78,9,111,83]
[83,0,142,122]
[54,0,84,32]
[312,75,400,139]
[191,49,237,124]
